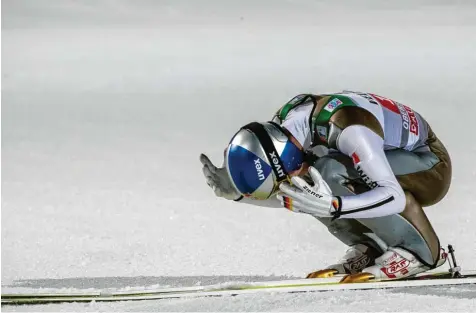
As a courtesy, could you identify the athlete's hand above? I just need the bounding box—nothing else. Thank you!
[277,166,339,218]
[200,153,242,201]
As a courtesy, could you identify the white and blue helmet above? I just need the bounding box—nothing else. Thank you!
[225,122,304,200]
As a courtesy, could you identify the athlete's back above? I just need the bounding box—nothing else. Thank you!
[334,91,429,151]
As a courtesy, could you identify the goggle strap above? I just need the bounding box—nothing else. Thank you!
[241,122,289,184]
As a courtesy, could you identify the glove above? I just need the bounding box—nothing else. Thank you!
[277,166,340,218]
[200,153,242,201]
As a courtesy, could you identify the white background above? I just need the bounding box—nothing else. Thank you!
[2,0,476,311]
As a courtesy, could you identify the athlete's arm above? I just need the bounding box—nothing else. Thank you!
[333,125,406,218]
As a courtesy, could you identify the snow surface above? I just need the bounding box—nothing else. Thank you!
[2,0,476,311]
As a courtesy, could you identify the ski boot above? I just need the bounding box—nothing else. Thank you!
[341,246,448,283]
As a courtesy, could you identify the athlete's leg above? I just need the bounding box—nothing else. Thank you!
[310,153,386,264]
[307,154,385,275]
[312,130,451,267]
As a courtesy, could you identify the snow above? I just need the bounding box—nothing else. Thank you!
[2,0,476,311]
[4,287,476,312]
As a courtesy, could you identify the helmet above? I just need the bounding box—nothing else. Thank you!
[225,122,304,200]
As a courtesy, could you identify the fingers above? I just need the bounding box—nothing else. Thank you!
[290,176,310,191]
[308,166,324,184]
[277,184,294,210]
[201,155,219,190]
[213,185,223,197]
[277,193,296,212]
[279,182,314,206]
[199,153,217,174]
[291,176,323,202]
[277,191,306,213]
[291,200,330,217]
[202,164,214,179]
[201,154,218,188]
[309,166,332,194]
[277,193,325,216]
[279,182,301,196]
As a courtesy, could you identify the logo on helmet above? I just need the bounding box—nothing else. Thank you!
[269,151,286,178]
[254,159,265,181]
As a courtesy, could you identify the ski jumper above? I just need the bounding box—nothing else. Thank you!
[273,91,452,267]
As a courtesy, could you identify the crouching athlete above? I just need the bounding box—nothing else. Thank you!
[200,90,451,281]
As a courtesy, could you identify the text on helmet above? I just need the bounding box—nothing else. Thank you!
[254,159,265,181]
[269,151,286,178]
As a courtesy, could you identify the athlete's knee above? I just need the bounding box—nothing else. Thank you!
[404,191,419,210]
[397,161,451,207]
[313,154,363,196]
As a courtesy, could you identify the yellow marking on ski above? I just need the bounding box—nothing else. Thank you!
[340,272,375,283]
[306,269,338,279]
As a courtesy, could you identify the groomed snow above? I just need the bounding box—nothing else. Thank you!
[2,0,476,311]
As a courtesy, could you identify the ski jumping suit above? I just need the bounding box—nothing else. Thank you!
[273,91,452,268]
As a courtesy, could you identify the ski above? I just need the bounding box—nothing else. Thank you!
[2,270,476,305]
[1,275,343,305]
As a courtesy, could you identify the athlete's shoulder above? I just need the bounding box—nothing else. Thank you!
[316,92,385,147]
[274,94,316,123]
[274,92,350,122]
[311,93,364,125]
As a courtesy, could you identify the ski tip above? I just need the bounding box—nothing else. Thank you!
[306,269,338,279]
